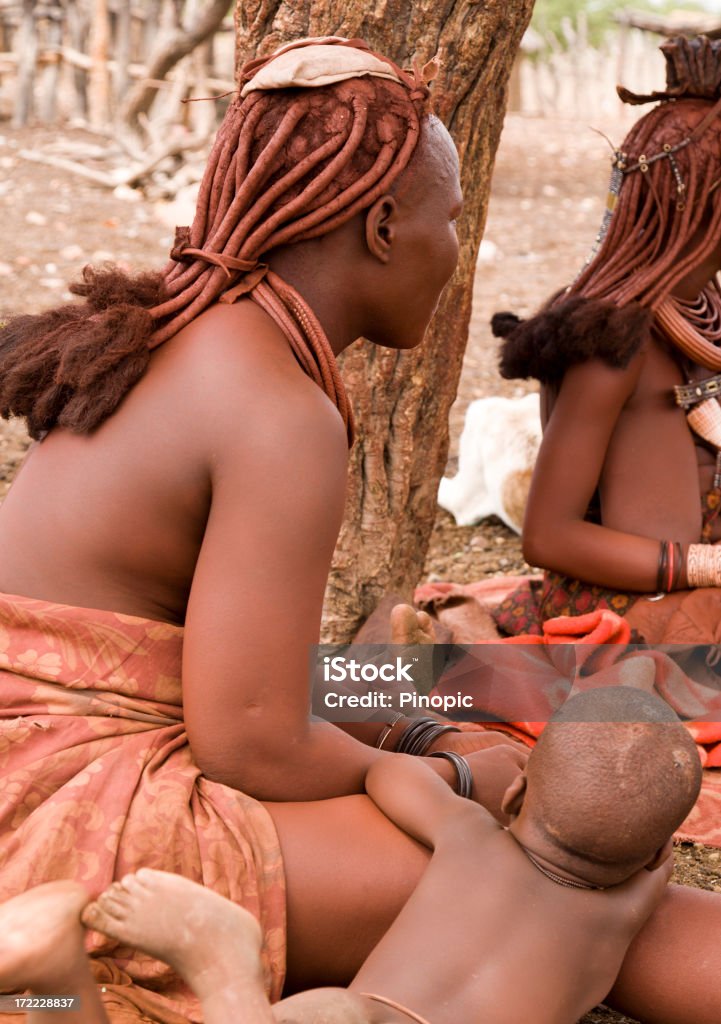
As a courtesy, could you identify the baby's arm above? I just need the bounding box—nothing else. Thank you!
[365,754,491,850]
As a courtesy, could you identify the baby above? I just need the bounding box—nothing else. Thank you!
[0,687,701,1024]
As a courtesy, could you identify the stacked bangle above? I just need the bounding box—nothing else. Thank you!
[687,543,721,587]
[395,717,461,756]
[656,540,683,593]
[429,751,474,799]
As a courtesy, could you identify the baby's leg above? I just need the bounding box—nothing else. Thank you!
[0,881,108,1024]
[83,869,275,1024]
[85,870,411,1024]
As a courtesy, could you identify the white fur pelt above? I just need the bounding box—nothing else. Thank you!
[438,392,541,535]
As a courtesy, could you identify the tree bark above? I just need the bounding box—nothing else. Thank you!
[66,0,89,120]
[234,0,535,642]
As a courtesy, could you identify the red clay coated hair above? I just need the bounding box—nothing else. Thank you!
[0,39,429,439]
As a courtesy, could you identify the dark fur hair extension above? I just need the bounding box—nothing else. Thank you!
[0,266,163,438]
[490,311,522,338]
[69,264,164,310]
[497,296,654,384]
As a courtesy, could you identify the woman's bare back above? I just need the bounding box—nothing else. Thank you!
[0,300,346,624]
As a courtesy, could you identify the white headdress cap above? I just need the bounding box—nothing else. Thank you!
[240,43,403,98]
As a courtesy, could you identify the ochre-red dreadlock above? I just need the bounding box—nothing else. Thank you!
[570,98,721,309]
[0,38,430,441]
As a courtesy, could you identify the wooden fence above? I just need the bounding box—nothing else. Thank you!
[512,12,721,123]
[0,0,234,131]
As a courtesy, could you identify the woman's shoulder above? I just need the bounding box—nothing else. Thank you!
[145,299,346,442]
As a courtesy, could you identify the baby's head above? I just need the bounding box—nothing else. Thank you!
[504,687,702,887]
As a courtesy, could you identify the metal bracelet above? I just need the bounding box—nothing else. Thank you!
[375,712,405,750]
[429,750,474,800]
[396,718,460,757]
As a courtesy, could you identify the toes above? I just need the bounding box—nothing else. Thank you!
[80,901,104,930]
[122,867,162,892]
[118,873,146,894]
[92,892,129,921]
[101,881,126,900]
[134,867,159,884]
[81,897,128,937]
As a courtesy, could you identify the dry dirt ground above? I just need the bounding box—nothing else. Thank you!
[0,115,719,1023]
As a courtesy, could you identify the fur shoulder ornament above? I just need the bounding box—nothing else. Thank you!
[492,296,654,385]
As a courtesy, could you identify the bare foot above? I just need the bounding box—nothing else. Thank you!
[0,881,90,995]
[391,604,435,645]
[82,869,273,1021]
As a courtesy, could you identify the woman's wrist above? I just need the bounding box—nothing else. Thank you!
[423,752,458,788]
[393,717,461,756]
[374,713,407,750]
[656,540,684,592]
[677,542,689,589]
[428,750,474,799]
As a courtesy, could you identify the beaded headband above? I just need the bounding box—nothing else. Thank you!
[584,35,721,267]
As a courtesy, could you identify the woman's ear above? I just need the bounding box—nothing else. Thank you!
[500,772,527,820]
[364,195,398,263]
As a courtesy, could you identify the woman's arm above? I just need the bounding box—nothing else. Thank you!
[176,316,459,801]
[182,377,386,797]
[523,348,701,591]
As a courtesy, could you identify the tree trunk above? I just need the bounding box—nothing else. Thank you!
[66,0,89,120]
[234,0,535,642]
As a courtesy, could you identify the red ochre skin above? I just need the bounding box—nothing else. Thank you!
[2,113,721,1021]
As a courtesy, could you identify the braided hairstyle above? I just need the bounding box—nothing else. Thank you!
[496,36,721,382]
[570,99,721,309]
[0,38,430,439]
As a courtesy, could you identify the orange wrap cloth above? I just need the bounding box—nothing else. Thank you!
[0,592,286,1023]
[417,577,721,847]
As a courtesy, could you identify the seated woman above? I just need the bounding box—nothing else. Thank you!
[0,688,702,1024]
[1,32,721,1024]
[0,34,534,1024]
[493,35,721,644]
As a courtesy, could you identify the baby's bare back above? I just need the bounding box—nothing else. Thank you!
[354,815,670,1024]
